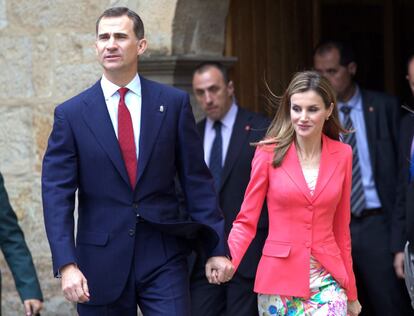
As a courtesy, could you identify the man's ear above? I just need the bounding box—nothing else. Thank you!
[347,62,357,77]
[137,38,147,56]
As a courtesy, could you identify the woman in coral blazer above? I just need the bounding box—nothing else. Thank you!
[227,71,361,315]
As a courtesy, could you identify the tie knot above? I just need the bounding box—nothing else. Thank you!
[340,105,352,115]
[118,87,129,100]
[213,120,222,131]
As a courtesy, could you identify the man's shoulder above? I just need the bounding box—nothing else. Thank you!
[360,88,398,105]
[140,76,187,99]
[237,106,271,127]
[57,80,102,111]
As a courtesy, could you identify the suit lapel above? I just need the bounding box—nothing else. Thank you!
[281,142,312,203]
[361,90,377,172]
[220,108,252,191]
[81,80,130,186]
[136,76,166,186]
[312,135,339,202]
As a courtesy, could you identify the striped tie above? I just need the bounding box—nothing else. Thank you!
[341,105,365,216]
[209,121,223,191]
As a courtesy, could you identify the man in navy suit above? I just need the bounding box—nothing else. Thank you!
[42,7,233,316]
[314,40,412,315]
[190,62,269,316]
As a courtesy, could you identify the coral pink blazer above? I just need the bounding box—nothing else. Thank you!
[228,134,357,301]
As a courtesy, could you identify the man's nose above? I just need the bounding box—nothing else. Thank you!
[106,36,117,49]
[204,92,212,104]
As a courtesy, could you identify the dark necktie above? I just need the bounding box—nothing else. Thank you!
[118,87,137,188]
[341,105,365,216]
[209,121,223,191]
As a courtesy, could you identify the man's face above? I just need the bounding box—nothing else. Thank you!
[95,15,146,78]
[406,59,414,95]
[192,67,234,121]
[313,48,355,101]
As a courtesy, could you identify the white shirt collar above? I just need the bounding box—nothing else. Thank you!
[100,73,142,99]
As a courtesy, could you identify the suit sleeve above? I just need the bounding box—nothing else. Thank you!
[41,106,78,276]
[228,146,270,271]
[0,174,43,301]
[175,94,228,257]
[333,146,357,301]
[382,95,402,252]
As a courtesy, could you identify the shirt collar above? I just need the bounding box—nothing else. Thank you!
[338,84,362,111]
[101,73,141,100]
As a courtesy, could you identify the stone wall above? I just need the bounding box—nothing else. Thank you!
[0,0,229,314]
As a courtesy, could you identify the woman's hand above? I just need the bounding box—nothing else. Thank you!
[347,299,362,316]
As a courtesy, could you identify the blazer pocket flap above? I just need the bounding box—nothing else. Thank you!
[262,243,291,258]
[76,231,109,246]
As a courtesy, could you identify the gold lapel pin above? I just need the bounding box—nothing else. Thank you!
[159,105,164,112]
[369,106,374,112]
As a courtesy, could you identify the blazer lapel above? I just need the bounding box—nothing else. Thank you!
[81,80,130,186]
[312,135,339,202]
[361,90,377,172]
[136,76,166,186]
[281,142,312,203]
[197,119,206,140]
[220,108,252,191]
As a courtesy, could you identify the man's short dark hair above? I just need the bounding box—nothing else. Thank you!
[314,40,356,66]
[96,7,144,40]
[193,62,230,83]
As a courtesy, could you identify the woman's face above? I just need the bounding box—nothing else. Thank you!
[290,90,333,141]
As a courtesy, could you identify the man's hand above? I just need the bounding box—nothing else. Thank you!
[61,263,90,303]
[23,299,43,316]
[394,251,405,279]
[205,256,234,285]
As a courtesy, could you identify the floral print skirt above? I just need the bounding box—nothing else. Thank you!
[258,256,347,316]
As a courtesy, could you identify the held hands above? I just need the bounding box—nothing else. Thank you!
[347,299,362,316]
[60,263,90,303]
[23,299,43,316]
[205,256,235,285]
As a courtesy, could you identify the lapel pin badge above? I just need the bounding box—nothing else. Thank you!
[159,105,164,112]
[369,106,374,112]
[245,125,251,131]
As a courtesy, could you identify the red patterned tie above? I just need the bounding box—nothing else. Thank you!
[118,87,137,188]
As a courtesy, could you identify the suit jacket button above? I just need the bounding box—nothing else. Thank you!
[132,203,138,209]
[129,229,135,236]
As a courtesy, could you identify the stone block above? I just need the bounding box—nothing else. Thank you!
[0,106,34,175]
[9,0,110,32]
[0,0,7,29]
[54,63,101,98]
[0,37,34,98]
[32,35,53,98]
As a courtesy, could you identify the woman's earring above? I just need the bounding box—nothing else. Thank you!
[326,116,330,121]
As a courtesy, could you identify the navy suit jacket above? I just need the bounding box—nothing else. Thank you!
[197,107,270,278]
[359,89,400,251]
[42,76,227,305]
[395,113,414,245]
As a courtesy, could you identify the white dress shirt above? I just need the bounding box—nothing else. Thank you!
[100,74,142,159]
[203,103,238,166]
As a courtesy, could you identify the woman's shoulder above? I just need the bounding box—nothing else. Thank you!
[255,140,277,153]
[324,135,352,153]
